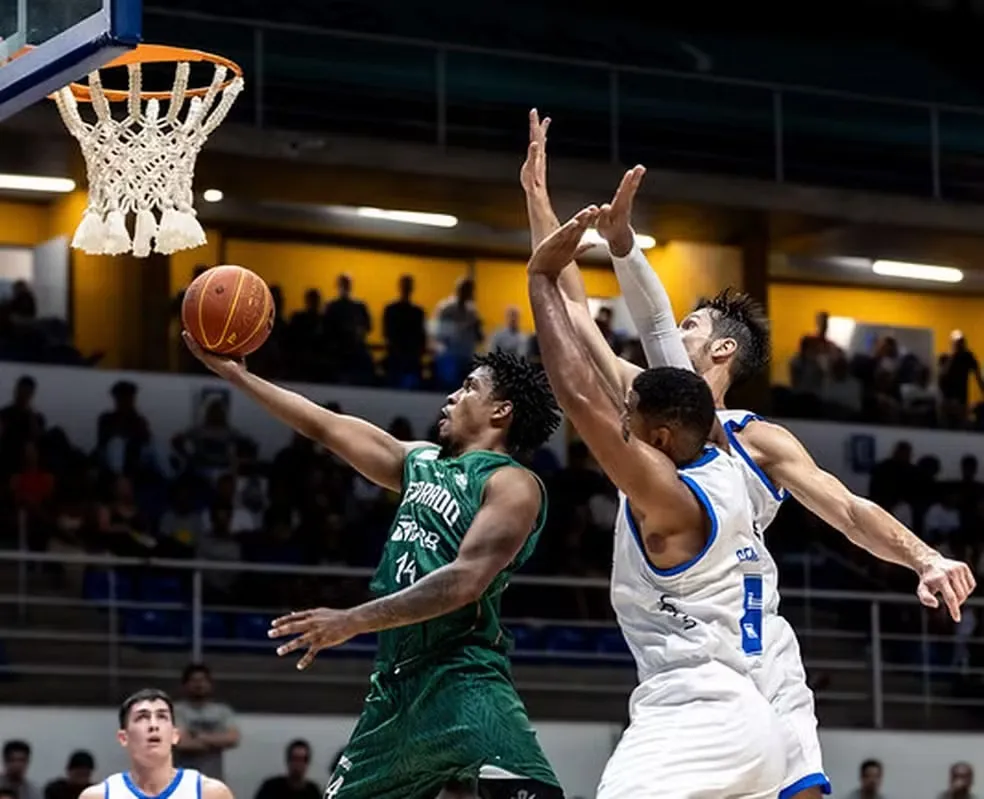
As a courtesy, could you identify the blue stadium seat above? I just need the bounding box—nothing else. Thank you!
[235,613,274,642]
[508,624,544,654]
[543,626,592,653]
[83,569,133,602]
[200,611,229,642]
[139,574,184,603]
[595,628,630,657]
[122,610,184,644]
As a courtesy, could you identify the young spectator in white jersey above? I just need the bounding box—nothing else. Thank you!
[520,109,976,799]
[79,689,234,799]
[528,208,785,799]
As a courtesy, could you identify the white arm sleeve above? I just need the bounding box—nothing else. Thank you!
[610,241,694,372]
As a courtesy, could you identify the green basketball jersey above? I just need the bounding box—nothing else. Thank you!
[369,445,546,670]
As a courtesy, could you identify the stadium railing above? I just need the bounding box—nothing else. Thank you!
[0,547,982,728]
[141,6,984,202]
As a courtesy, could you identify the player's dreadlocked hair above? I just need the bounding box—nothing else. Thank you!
[694,288,770,384]
[473,351,561,454]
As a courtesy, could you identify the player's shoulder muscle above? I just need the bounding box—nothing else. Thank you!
[79,785,105,799]
[201,777,235,799]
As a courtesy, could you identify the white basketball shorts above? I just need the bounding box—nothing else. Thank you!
[597,664,785,799]
[752,614,831,799]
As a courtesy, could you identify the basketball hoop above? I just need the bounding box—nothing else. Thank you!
[52,44,244,257]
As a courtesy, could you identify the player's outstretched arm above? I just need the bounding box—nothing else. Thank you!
[521,109,635,403]
[744,420,977,620]
[202,777,235,799]
[182,332,426,493]
[594,167,693,372]
[269,467,541,669]
[527,210,703,535]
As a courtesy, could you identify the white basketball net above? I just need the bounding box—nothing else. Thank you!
[53,60,244,257]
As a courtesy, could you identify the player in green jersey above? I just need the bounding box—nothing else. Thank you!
[183,332,564,799]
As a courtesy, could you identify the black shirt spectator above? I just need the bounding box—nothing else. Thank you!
[254,740,321,799]
[0,376,45,473]
[383,275,426,384]
[43,751,94,799]
[868,441,916,510]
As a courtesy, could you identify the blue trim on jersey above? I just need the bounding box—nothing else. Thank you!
[623,477,720,577]
[195,773,202,799]
[722,414,789,503]
[678,446,719,470]
[123,769,185,799]
[779,771,831,799]
[104,782,109,799]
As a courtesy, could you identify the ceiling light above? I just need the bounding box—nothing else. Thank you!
[581,229,657,251]
[202,189,223,203]
[355,207,458,228]
[0,174,75,193]
[871,260,963,283]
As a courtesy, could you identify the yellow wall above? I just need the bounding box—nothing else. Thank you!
[649,242,744,317]
[0,200,48,246]
[224,239,468,344]
[769,283,984,398]
[169,230,222,296]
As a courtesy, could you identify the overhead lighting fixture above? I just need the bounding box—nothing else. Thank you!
[354,207,458,228]
[202,189,224,203]
[581,228,657,251]
[0,174,75,193]
[872,259,963,284]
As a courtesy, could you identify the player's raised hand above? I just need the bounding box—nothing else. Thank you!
[520,108,551,195]
[916,555,977,622]
[181,331,246,381]
[527,205,600,278]
[596,165,647,258]
[268,607,361,670]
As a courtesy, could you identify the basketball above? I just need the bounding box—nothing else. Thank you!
[181,265,275,357]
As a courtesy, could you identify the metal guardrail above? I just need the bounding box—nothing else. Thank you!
[143,6,984,201]
[1,548,983,727]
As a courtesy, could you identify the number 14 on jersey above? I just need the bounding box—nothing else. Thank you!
[395,552,418,585]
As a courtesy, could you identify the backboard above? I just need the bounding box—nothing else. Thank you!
[0,0,140,121]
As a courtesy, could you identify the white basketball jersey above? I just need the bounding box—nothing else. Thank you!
[717,409,786,617]
[611,445,774,690]
[103,769,201,799]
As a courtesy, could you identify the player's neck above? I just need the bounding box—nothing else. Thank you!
[702,366,731,409]
[127,762,178,796]
[448,437,507,458]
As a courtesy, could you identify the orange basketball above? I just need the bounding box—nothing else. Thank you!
[181,265,274,357]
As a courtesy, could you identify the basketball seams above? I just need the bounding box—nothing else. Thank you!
[196,267,223,350]
[227,278,272,357]
[213,268,247,350]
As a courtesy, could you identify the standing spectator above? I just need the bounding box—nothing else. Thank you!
[0,741,40,799]
[431,277,483,389]
[593,306,622,354]
[843,759,886,799]
[939,331,984,427]
[43,752,94,799]
[0,376,45,472]
[323,274,373,384]
[174,663,240,780]
[937,762,977,799]
[96,381,152,477]
[868,441,916,510]
[822,353,863,420]
[382,275,426,389]
[254,740,321,799]
[799,310,842,369]
[789,337,825,415]
[286,288,325,381]
[488,306,527,357]
[11,442,55,552]
[172,400,239,482]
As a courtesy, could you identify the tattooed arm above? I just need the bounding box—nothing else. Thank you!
[269,467,542,668]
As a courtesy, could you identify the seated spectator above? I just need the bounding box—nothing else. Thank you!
[0,376,45,472]
[789,337,824,415]
[197,504,242,599]
[937,762,975,799]
[94,476,154,557]
[900,364,939,426]
[254,740,321,799]
[158,481,204,556]
[0,741,40,799]
[843,758,885,799]
[10,441,55,550]
[593,306,623,354]
[172,399,241,481]
[43,751,94,799]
